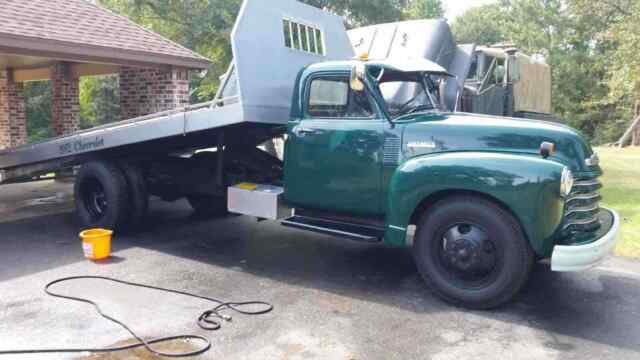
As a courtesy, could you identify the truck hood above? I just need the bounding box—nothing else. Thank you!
[399,112,595,173]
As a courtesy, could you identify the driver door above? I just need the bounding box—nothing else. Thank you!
[284,73,385,216]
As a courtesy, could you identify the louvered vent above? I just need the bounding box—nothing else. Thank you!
[383,137,401,167]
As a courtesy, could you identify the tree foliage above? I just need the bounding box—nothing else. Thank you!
[24,81,53,143]
[451,4,509,45]
[402,0,444,20]
[79,75,121,130]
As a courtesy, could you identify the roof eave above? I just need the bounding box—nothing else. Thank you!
[0,33,211,70]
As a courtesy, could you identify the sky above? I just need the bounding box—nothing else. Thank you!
[444,0,497,20]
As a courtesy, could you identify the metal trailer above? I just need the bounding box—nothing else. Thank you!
[347,20,555,120]
[0,0,354,185]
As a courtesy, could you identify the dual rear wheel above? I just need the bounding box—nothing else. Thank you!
[74,161,149,231]
[74,159,228,231]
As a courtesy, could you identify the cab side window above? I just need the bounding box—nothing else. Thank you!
[307,76,374,119]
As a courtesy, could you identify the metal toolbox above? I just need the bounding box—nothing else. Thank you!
[227,183,293,220]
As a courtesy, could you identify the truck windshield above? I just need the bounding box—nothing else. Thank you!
[378,79,437,119]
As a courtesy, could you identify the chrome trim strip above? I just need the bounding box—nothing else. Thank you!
[566,193,601,203]
[565,204,600,217]
[294,216,384,232]
[388,225,407,231]
[562,216,599,231]
[282,221,375,240]
[573,179,600,187]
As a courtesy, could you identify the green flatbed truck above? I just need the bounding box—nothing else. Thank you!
[0,0,619,308]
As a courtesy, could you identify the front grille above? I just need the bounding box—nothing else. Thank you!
[562,176,603,233]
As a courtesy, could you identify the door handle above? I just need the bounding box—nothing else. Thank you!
[293,126,318,137]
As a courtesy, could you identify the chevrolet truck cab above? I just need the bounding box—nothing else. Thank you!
[0,0,619,309]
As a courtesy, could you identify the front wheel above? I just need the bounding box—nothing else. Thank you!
[413,195,534,309]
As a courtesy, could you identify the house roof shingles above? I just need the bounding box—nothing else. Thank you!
[0,0,211,69]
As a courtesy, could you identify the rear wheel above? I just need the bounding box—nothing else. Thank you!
[413,195,534,309]
[74,161,129,231]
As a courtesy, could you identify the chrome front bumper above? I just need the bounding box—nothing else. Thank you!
[551,207,620,272]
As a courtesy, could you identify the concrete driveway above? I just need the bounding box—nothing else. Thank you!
[1,181,639,360]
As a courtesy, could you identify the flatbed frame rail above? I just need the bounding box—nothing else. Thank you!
[0,97,244,183]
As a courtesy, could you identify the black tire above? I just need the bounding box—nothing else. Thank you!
[74,161,129,231]
[187,195,228,218]
[413,195,534,309]
[118,162,149,229]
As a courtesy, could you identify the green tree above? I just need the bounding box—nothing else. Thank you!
[402,0,444,20]
[79,75,120,129]
[566,0,638,143]
[24,81,53,143]
[451,4,510,44]
[299,0,409,27]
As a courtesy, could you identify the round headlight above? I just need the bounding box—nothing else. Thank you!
[560,167,574,197]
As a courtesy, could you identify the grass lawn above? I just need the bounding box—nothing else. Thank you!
[597,146,640,258]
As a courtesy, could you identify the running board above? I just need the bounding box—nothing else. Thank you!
[281,215,384,243]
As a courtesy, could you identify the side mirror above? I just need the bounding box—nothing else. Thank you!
[350,63,366,92]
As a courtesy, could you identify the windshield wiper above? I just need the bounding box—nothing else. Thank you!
[394,105,435,119]
[407,105,435,114]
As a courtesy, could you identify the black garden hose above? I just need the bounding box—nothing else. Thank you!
[0,276,273,357]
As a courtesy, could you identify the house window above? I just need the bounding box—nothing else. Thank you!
[283,18,325,56]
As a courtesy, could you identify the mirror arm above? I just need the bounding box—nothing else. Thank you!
[376,68,385,82]
[454,75,461,112]
[422,75,441,112]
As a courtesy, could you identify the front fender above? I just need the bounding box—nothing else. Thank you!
[384,152,566,256]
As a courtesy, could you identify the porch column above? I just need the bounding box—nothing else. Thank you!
[0,70,27,150]
[119,66,191,119]
[51,62,80,136]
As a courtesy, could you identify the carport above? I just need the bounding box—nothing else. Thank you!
[0,0,210,150]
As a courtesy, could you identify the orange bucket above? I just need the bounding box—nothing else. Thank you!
[80,229,113,260]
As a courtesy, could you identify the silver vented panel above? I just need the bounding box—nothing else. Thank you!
[383,136,401,167]
[228,184,293,220]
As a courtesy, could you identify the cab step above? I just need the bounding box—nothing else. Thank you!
[281,215,384,242]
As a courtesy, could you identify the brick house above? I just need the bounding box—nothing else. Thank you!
[0,0,211,150]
